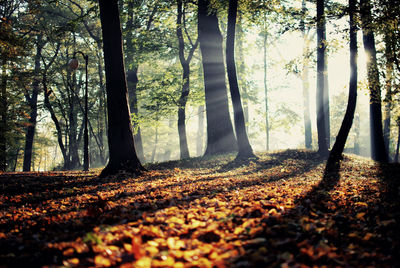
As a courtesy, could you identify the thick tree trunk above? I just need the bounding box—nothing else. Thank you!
[226,0,254,159]
[316,0,329,156]
[23,35,43,171]
[383,33,393,156]
[328,0,357,163]
[98,0,144,177]
[198,0,237,155]
[0,57,7,171]
[360,0,388,162]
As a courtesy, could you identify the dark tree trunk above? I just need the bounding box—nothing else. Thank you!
[383,33,393,156]
[98,0,144,177]
[360,0,388,162]
[236,12,249,132]
[23,35,43,171]
[177,0,198,159]
[196,105,205,156]
[316,0,329,156]
[0,57,7,171]
[198,0,238,155]
[328,0,357,163]
[226,0,254,158]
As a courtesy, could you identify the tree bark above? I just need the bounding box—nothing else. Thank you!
[23,35,43,171]
[360,0,388,162]
[328,0,357,163]
[98,0,144,177]
[177,0,198,159]
[198,0,238,155]
[263,27,269,151]
[226,0,254,158]
[316,0,329,156]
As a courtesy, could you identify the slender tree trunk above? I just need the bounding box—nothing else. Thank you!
[198,0,238,155]
[263,29,269,151]
[0,57,7,171]
[360,0,388,162]
[43,77,69,169]
[176,0,198,159]
[196,105,205,156]
[23,35,43,171]
[301,0,312,150]
[316,0,329,156]
[328,0,357,163]
[98,0,144,177]
[226,0,254,158]
[383,33,393,156]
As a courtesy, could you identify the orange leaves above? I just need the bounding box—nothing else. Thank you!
[1,151,399,267]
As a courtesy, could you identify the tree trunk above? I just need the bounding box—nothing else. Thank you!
[236,12,249,133]
[226,0,254,159]
[23,35,43,171]
[360,0,388,162]
[328,0,357,163]
[263,30,269,151]
[177,0,198,159]
[43,74,69,169]
[198,0,238,155]
[316,0,329,156]
[301,0,312,150]
[196,105,205,156]
[383,33,393,156]
[98,0,144,177]
[0,57,7,171]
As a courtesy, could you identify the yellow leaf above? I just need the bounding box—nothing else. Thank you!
[94,255,112,267]
[134,257,152,268]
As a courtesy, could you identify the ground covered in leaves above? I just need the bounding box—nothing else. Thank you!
[0,150,399,267]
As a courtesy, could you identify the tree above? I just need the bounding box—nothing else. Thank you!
[98,0,144,177]
[198,0,237,155]
[177,0,199,159]
[22,34,44,171]
[316,0,329,156]
[360,0,388,162]
[226,0,254,159]
[328,0,358,163]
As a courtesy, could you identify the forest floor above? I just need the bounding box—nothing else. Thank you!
[0,150,399,267]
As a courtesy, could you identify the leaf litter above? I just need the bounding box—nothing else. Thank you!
[0,149,399,267]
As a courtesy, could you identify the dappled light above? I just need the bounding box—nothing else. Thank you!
[1,150,399,266]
